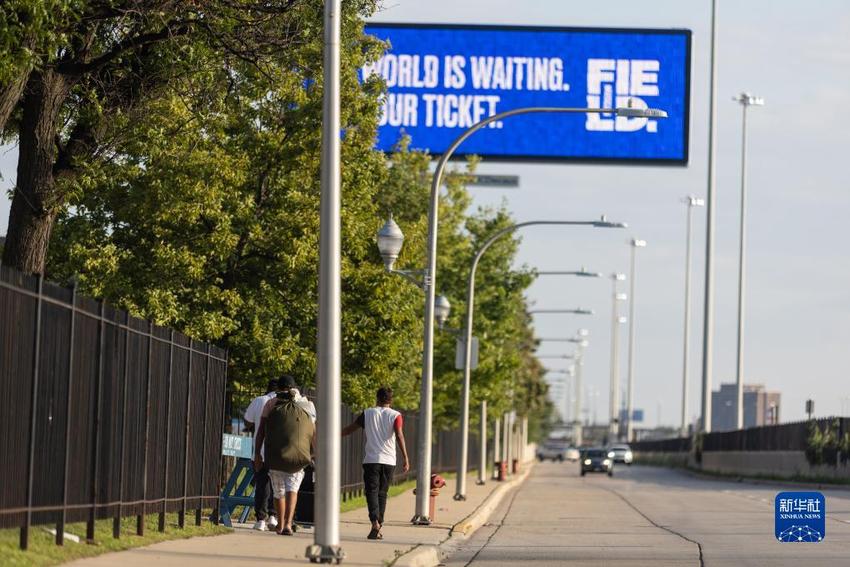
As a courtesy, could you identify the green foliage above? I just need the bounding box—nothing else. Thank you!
[805,419,842,466]
[44,0,550,427]
[0,0,79,85]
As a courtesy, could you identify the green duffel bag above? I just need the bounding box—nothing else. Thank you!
[265,394,314,473]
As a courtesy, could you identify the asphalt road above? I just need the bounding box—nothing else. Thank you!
[444,462,850,566]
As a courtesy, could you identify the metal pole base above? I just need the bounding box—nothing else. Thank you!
[305,544,345,564]
[411,514,432,525]
[453,493,467,501]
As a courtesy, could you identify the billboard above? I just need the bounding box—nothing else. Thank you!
[362,24,691,164]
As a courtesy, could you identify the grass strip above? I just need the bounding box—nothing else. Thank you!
[0,513,228,567]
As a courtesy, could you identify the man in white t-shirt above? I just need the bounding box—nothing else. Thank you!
[243,378,278,531]
[342,387,409,540]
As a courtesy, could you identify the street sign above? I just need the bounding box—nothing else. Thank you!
[455,336,479,370]
[222,433,253,459]
[468,174,519,188]
[362,24,691,163]
[619,408,644,423]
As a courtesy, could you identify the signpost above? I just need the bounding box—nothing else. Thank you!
[363,24,691,163]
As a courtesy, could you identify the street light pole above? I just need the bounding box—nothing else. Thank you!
[609,274,626,441]
[455,220,622,501]
[701,0,719,435]
[413,104,664,524]
[680,197,704,437]
[626,239,646,442]
[732,92,764,430]
[477,400,487,485]
[307,0,343,562]
[574,353,584,445]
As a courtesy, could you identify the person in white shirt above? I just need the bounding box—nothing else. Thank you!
[342,387,409,540]
[243,378,279,531]
[255,375,317,536]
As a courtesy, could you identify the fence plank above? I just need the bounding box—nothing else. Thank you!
[20,275,43,550]
[57,283,78,545]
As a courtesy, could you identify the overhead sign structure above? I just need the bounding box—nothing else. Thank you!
[362,24,691,164]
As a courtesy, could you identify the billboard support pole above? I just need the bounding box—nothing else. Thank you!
[416,106,662,521]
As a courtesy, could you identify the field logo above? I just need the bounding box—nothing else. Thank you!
[775,492,825,543]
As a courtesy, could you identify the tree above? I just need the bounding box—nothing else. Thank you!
[44,0,552,425]
[1,0,305,274]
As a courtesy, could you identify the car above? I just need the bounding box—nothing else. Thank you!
[607,444,633,465]
[536,440,569,462]
[565,446,580,462]
[580,447,613,476]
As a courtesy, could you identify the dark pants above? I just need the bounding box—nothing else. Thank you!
[363,463,394,524]
[253,465,276,521]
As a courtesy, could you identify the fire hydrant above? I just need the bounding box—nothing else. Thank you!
[414,473,446,522]
[495,460,507,481]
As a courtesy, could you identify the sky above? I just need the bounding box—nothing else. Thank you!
[2,0,850,427]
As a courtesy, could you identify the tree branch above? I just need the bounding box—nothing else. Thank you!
[58,22,192,76]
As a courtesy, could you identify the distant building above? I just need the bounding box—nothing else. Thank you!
[711,383,781,431]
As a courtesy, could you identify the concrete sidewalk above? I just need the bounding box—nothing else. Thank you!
[65,468,530,567]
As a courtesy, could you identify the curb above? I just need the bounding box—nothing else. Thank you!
[391,464,533,567]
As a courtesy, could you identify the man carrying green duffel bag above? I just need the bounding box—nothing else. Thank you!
[255,375,316,535]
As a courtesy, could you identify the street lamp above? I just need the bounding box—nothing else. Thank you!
[700,0,720,436]
[680,197,704,437]
[529,308,595,315]
[537,338,589,346]
[609,273,627,440]
[410,103,664,525]
[626,239,646,442]
[545,370,573,424]
[573,341,588,445]
[453,220,621,500]
[376,216,426,289]
[309,0,343,561]
[732,92,764,430]
[535,267,605,278]
[434,295,451,329]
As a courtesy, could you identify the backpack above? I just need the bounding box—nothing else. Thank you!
[264,394,315,473]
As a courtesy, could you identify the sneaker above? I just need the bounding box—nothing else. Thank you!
[267,516,279,529]
[253,519,267,531]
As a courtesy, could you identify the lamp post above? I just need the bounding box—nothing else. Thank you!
[454,220,622,501]
[389,104,665,525]
[680,197,704,436]
[626,239,646,442]
[609,273,627,441]
[545,369,573,424]
[308,0,343,561]
[701,0,719,435]
[573,342,587,446]
[732,92,764,430]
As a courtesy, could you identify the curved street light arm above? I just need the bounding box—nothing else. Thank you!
[417,105,645,519]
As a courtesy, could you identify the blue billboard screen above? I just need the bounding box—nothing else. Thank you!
[362,24,691,163]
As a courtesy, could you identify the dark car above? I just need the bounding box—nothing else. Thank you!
[580,448,613,477]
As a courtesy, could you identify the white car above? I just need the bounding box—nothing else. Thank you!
[536,441,569,462]
[565,446,580,462]
[607,444,633,465]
